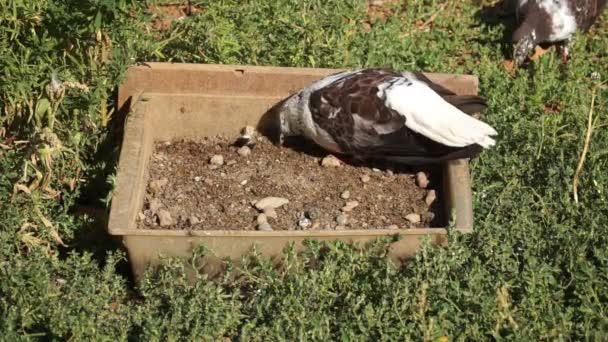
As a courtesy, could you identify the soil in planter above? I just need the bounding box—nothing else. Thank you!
[137,133,445,231]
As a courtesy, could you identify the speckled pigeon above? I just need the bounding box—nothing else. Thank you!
[513,0,607,65]
[259,68,497,165]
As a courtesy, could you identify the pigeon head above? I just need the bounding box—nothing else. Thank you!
[512,20,539,66]
[257,96,295,145]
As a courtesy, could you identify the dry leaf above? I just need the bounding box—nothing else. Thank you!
[35,207,67,247]
[530,45,550,61]
[502,60,516,75]
[13,183,31,195]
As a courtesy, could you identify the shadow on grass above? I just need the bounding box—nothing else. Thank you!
[472,0,518,61]
[64,91,137,286]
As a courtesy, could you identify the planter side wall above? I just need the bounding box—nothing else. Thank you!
[110,63,477,282]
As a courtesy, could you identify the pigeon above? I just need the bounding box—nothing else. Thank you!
[258,68,497,165]
[513,0,607,66]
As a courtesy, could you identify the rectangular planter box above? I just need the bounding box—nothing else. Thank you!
[109,63,476,282]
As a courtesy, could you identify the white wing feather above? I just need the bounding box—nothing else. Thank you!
[384,79,497,148]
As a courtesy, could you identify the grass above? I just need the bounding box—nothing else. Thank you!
[1,0,607,340]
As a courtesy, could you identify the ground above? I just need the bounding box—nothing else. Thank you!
[0,0,607,340]
[140,135,437,231]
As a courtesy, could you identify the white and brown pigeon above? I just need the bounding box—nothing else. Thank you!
[258,68,497,165]
[513,0,607,66]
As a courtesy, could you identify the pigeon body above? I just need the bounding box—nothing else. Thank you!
[261,69,497,164]
[513,0,607,65]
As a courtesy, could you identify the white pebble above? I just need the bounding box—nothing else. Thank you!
[263,207,278,219]
[257,213,268,225]
[194,176,202,182]
[416,172,429,188]
[254,196,289,210]
[242,125,255,137]
[237,145,251,157]
[336,214,348,225]
[361,175,371,183]
[321,155,341,167]
[149,177,168,193]
[405,213,421,224]
[372,168,381,172]
[298,217,312,228]
[138,212,146,221]
[425,190,437,205]
[209,154,224,166]
[341,200,359,212]
[148,198,162,214]
[188,215,200,225]
[157,209,173,226]
[341,190,351,200]
[240,179,248,185]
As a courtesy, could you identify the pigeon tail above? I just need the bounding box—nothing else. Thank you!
[385,81,498,149]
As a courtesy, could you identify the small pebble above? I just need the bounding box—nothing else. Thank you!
[387,224,399,230]
[336,214,348,225]
[425,190,437,205]
[138,212,146,221]
[257,222,273,231]
[372,168,381,172]
[387,170,394,176]
[257,213,268,225]
[157,209,173,226]
[341,200,359,212]
[405,213,421,224]
[242,125,255,137]
[204,178,214,186]
[361,175,371,183]
[237,145,251,157]
[194,176,202,182]
[298,217,312,229]
[263,207,278,219]
[311,222,321,230]
[209,154,224,166]
[188,215,200,225]
[340,190,351,200]
[148,198,162,214]
[254,196,290,210]
[149,177,168,193]
[416,172,429,188]
[240,179,248,185]
[305,208,321,220]
[321,155,342,167]
[226,160,237,166]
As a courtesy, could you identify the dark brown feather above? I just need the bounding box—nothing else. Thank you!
[307,69,488,162]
